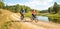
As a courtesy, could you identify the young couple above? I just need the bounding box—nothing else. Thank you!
[20,9,37,22]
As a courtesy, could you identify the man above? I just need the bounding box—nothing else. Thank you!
[20,8,25,20]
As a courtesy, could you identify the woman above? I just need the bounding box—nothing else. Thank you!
[31,9,36,20]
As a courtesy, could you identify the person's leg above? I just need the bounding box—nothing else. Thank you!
[33,14,38,23]
[22,14,24,19]
[20,14,23,20]
[33,14,36,18]
[32,14,35,20]
[20,13,22,17]
[22,13,25,20]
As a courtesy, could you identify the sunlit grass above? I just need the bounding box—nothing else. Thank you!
[0,9,12,29]
[25,11,31,17]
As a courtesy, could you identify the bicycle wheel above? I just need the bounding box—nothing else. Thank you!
[31,16,34,22]
[20,16,24,21]
[34,18,38,23]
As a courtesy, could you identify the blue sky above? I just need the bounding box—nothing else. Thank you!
[4,0,60,10]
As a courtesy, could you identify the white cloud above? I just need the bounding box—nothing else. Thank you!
[7,0,54,10]
[23,0,54,10]
[57,2,60,5]
[7,3,24,6]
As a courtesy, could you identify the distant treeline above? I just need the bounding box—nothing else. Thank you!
[4,4,31,13]
[40,2,60,14]
[0,0,31,13]
[0,0,40,13]
[40,10,48,13]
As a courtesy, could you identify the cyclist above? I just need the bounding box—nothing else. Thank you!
[31,9,37,22]
[20,8,25,21]
[31,9,38,23]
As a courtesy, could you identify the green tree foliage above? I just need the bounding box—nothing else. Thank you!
[48,2,60,14]
[40,10,48,13]
[53,2,59,13]
[25,6,31,13]
[48,8,50,13]
[48,7,53,13]
[0,0,4,9]
[0,0,4,14]
[15,4,21,13]
[4,4,31,13]
[0,0,37,14]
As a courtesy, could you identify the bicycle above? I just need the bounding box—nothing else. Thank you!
[20,14,24,21]
[31,15,38,23]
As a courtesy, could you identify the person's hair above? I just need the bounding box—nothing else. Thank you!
[32,9,34,11]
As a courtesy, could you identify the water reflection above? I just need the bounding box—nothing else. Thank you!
[37,16,49,22]
[37,16,60,23]
[48,17,60,23]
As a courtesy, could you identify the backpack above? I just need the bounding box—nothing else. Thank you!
[20,9,24,14]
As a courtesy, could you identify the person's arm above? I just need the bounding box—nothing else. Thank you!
[24,10,25,13]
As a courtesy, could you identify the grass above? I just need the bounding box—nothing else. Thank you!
[0,9,12,29]
[1,21,11,29]
[40,13,60,17]
[40,14,48,16]
[24,11,31,17]
[0,13,9,29]
[0,15,9,29]
[15,11,31,18]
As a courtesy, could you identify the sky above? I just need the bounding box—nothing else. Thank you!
[4,0,60,10]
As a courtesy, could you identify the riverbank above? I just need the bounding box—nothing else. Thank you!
[40,13,60,23]
[40,13,60,17]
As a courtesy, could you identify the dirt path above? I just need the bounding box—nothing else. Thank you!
[11,14,47,29]
[11,13,60,29]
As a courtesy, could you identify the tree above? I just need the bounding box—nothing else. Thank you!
[4,4,31,13]
[0,0,4,9]
[25,6,31,13]
[15,4,20,13]
[53,2,59,13]
[40,10,48,13]
[0,2,4,8]
[48,7,53,13]
[48,2,60,14]
[48,8,50,13]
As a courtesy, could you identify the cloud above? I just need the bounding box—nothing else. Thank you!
[5,0,54,10]
[23,0,54,10]
[57,2,60,5]
[7,3,24,6]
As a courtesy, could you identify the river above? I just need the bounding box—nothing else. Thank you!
[37,16,49,22]
[37,16,60,23]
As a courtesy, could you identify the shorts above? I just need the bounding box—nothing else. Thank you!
[20,13,24,18]
[32,14,36,18]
